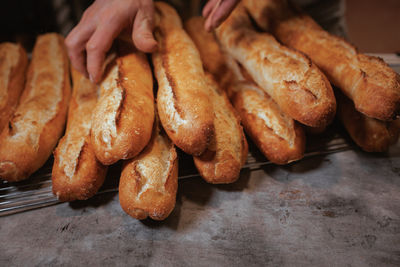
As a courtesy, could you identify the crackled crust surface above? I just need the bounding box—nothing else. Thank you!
[52,68,107,201]
[153,2,214,156]
[337,90,400,152]
[91,43,154,165]
[119,116,178,221]
[0,33,70,182]
[215,4,336,127]
[184,17,234,92]
[0,43,28,132]
[243,0,400,121]
[232,81,305,164]
[193,74,248,184]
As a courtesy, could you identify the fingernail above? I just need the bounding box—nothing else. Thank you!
[89,74,94,83]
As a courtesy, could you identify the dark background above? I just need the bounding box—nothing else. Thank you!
[0,0,399,53]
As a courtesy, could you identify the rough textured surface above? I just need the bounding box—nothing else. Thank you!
[1,138,400,266]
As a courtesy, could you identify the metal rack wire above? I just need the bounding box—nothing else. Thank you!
[0,129,354,217]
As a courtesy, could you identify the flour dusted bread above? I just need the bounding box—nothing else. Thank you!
[243,0,400,121]
[184,14,304,164]
[193,74,248,184]
[336,90,400,152]
[0,33,70,182]
[0,43,28,133]
[153,2,214,156]
[231,81,305,164]
[91,41,154,165]
[52,68,107,201]
[215,4,336,128]
[119,113,178,221]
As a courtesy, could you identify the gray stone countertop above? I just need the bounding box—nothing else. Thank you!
[1,138,400,267]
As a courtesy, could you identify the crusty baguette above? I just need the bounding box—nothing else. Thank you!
[52,68,107,201]
[0,43,28,133]
[91,42,154,165]
[336,90,400,152]
[215,4,336,128]
[243,0,400,121]
[0,33,70,182]
[242,0,287,32]
[183,16,305,164]
[193,74,248,184]
[184,16,234,91]
[231,80,305,164]
[152,2,214,156]
[119,113,178,221]
[227,54,306,163]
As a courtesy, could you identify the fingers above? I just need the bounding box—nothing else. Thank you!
[202,0,220,18]
[203,0,240,31]
[132,4,157,53]
[86,20,124,83]
[65,22,95,77]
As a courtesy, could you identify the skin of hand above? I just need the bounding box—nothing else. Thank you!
[66,0,240,83]
[203,0,240,32]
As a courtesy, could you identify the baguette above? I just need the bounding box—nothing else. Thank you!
[193,74,248,184]
[152,2,214,156]
[0,33,70,182]
[119,112,178,221]
[336,90,400,152]
[184,16,234,91]
[243,0,400,121]
[52,68,107,201]
[91,42,154,165]
[0,43,28,133]
[215,4,336,128]
[227,55,306,163]
[231,81,305,164]
[184,16,304,164]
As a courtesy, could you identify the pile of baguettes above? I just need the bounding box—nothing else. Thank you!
[0,1,399,220]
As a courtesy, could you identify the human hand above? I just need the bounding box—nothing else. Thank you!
[65,0,157,83]
[203,0,241,31]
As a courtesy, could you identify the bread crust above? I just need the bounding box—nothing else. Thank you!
[52,68,107,201]
[193,74,248,184]
[231,81,305,164]
[0,33,70,182]
[184,14,303,165]
[243,0,400,121]
[0,43,28,133]
[184,17,234,92]
[336,90,400,152]
[119,114,178,221]
[153,2,214,156]
[215,5,336,128]
[91,42,154,165]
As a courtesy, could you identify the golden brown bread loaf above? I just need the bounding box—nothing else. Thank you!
[184,15,304,164]
[52,68,107,201]
[0,43,28,133]
[193,74,248,184]
[0,33,71,182]
[215,4,336,128]
[90,42,154,165]
[243,0,400,121]
[231,81,305,164]
[152,2,214,156]
[119,113,178,221]
[336,90,400,152]
[184,16,234,91]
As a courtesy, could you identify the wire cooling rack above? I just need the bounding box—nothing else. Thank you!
[0,125,354,217]
[2,54,397,217]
